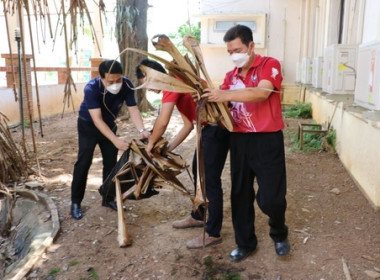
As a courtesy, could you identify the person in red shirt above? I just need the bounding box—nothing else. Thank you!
[136,59,229,248]
[136,59,196,155]
[203,24,290,261]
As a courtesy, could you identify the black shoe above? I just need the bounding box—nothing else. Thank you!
[71,203,83,220]
[102,199,118,211]
[229,247,256,262]
[274,238,290,256]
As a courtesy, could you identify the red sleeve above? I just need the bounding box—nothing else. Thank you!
[259,58,283,91]
[162,91,180,103]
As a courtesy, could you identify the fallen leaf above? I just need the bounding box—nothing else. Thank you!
[364,270,380,279]
[362,255,376,262]
[330,188,341,195]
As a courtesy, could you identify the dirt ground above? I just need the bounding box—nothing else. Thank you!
[9,108,380,280]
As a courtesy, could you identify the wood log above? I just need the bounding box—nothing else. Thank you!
[115,178,132,247]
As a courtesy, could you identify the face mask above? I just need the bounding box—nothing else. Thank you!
[231,52,250,68]
[106,83,122,95]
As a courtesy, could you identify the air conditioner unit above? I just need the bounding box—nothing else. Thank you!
[312,56,323,88]
[322,44,358,94]
[301,57,312,84]
[295,61,302,83]
[354,41,380,110]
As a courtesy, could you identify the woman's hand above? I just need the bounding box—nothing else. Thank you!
[140,130,150,139]
[145,141,154,158]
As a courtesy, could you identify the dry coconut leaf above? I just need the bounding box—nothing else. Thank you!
[136,65,197,93]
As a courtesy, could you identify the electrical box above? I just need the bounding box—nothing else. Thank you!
[301,57,312,84]
[312,56,323,88]
[322,44,358,94]
[354,41,380,110]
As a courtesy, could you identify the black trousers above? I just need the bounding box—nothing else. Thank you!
[71,118,118,204]
[191,125,230,237]
[230,131,288,250]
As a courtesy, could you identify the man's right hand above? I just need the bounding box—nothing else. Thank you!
[113,138,130,151]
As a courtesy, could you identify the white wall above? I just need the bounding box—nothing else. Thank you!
[199,0,302,85]
[308,90,380,209]
[0,84,85,126]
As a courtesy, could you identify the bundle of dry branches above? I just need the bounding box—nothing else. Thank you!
[111,137,193,247]
[0,183,15,237]
[0,113,31,183]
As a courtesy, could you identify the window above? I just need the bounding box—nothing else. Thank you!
[214,20,256,32]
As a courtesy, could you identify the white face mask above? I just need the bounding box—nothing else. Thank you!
[230,52,250,68]
[106,83,122,95]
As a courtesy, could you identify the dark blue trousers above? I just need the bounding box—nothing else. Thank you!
[191,125,230,237]
[71,118,118,204]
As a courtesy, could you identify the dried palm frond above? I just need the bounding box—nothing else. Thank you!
[66,0,102,56]
[149,35,233,131]
[183,35,214,88]
[182,35,234,131]
[129,139,193,198]
[137,65,197,93]
[151,34,201,87]
[0,113,31,183]
[0,183,13,237]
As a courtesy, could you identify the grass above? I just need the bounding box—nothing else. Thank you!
[202,256,244,280]
[287,121,336,152]
[78,267,99,280]
[48,267,60,276]
[88,267,99,280]
[283,101,336,152]
[325,128,336,152]
[292,122,325,151]
[283,101,312,119]
[69,260,79,266]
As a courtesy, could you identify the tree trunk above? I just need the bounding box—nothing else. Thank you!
[115,0,154,113]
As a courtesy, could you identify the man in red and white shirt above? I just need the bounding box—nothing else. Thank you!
[203,24,290,262]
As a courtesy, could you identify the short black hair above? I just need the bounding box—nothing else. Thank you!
[223,24,253,46]
[136,58,166,79]
[98,60,123,78]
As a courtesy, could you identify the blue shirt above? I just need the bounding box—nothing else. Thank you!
[79,77,137,125]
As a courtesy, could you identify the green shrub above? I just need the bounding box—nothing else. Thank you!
[291,123,336,152]
[283,101,312,119]
[324,127,336,153]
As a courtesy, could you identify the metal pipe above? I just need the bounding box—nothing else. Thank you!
[15,27,25,141]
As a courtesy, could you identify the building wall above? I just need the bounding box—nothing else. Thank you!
[306,90,380,210]
[199,0,302,86]
[199,0,380,209]
[0,84,85,126]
